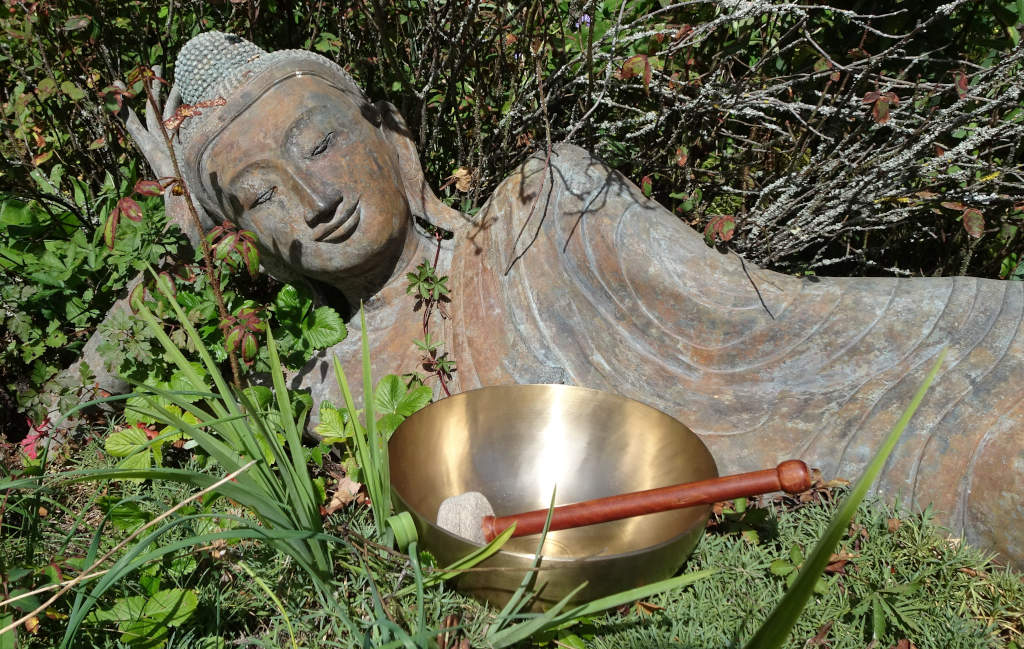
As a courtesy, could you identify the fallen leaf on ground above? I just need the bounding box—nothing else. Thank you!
[324,475,363,515]
[807,620,833,646]
[634,600,664,615]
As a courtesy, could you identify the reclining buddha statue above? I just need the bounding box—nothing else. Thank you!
[114,32,1022,566]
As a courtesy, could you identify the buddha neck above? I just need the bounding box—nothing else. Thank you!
[349,218,454,315]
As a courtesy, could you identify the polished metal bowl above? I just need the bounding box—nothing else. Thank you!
[389,384,717,607]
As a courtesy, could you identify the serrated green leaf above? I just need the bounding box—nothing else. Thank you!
[241,385,273,410]
[120,618,168,649]
[789,544,802,565]
[374,375,405,415]
[116,451,151,473]
[274,282,308,314]
[375,412,405,439]
[60,80,86,101]
[105,501,151,531]
[105,427,148,457]
[394,384,432,416]
[91,595,147,622]
[302,306,346,349]
[314,403,349,442]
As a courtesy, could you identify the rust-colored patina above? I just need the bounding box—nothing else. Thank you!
[113,32,1022,567]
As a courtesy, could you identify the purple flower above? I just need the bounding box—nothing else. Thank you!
[574,14,592,30]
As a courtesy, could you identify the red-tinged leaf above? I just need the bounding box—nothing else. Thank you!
[915,191,938,199]
[207,223,227,244]
[953,70,968,98]
[241,331,259,364]
[862,91,881,104]
[716,215,736,242]
[134,180,163,196]
[962,208,984,238]
[157,272,177,298]
[62,15,91,31]
[88,137,106,150]
[225,324,243,353]
[129,283,145,313]
[243,243,260,278]
[32,151,53,166]
[117,197,143,222]
[934,144,946,157]
[640,175,653,197]
[940,201,966,211]
[101,87,126,113]
[675,148,688,167]
[104,210,119,250]
[619,54,647,80]
[214,232,238,261]
[872,98,891,124]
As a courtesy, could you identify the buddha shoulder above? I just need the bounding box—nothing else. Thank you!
[483,143,651,230]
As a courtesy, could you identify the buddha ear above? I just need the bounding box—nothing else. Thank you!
[374,100,472,233]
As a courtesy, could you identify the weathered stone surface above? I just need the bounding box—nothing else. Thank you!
[114,32,1023,567]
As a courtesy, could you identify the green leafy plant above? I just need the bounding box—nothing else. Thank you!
[85,587,197,649]
[0,165,178,420]
[315,373,431,481]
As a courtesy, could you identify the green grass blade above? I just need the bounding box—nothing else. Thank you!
[494,489,558,624]
[140,268,240,416]
[359,305,389,531]
[264,328,320,526]
[547,568,717,625]
[743,347,948,649]
[236,561,298,649]
[488,582,589,648]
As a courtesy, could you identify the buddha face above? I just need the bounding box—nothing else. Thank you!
[202,74,411,282]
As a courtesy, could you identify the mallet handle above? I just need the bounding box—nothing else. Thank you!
[481,460,810,542]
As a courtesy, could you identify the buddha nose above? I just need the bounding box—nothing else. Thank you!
[290,170,341,227]
[305,190,341,227]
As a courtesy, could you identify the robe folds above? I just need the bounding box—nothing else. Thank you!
[301,144,1024,566]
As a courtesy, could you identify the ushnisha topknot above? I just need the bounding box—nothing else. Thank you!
[173,30,365,106]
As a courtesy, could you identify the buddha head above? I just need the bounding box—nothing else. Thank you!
[174,32,460,300]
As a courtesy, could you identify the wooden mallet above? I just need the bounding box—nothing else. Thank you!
[436,460,811,544]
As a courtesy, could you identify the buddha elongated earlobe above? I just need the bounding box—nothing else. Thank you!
[374,100,471,234]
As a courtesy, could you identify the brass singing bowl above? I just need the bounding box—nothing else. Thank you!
[389,384,718,607]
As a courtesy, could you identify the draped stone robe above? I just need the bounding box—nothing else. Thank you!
[300,144,1024,567]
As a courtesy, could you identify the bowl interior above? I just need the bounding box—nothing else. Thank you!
[390,384,717,560]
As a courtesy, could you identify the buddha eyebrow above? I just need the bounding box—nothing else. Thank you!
[283,105,337,150]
